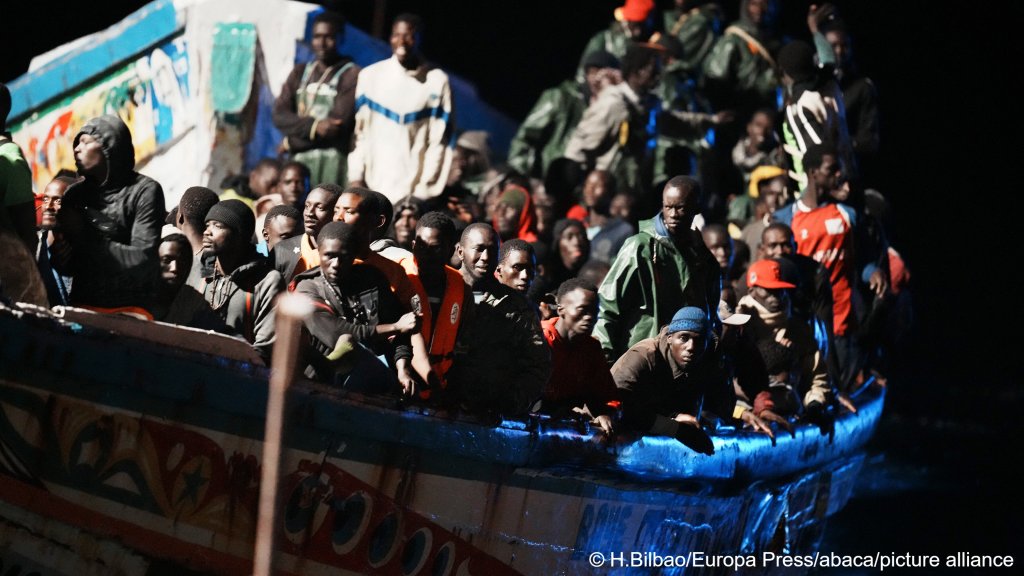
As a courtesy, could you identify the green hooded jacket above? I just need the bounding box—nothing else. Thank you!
[594,215,721,361]
[507,80,586,178]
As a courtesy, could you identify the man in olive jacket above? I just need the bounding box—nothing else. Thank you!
[594,176,721,362]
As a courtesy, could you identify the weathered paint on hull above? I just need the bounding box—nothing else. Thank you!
[0,306,881,575]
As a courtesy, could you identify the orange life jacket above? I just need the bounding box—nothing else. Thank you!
[399,258,465,386]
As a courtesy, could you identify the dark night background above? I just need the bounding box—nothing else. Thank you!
[5,0,1022,571]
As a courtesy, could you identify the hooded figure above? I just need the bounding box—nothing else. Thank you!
[56,115,166,310]
[492,185,538,243]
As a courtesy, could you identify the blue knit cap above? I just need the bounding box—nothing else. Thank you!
[667,307,709,335]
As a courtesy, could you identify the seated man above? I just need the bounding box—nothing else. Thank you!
[293,221,420,394]
[736,258,834,427]
[611,306,771,453]
[450,223,551,421]
[153,233,226,331]
[396,211,473,395]
[188,200,284,362]
[537,278,618,436]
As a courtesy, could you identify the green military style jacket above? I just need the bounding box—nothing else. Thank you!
[507,80,587,179]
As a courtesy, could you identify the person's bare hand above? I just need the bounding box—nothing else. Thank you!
[396,361,424,398]
[837,392,858,414]
[314,118,343,139]
[807,4,839,34]
[394,311,422,335]
[868,269,888,298]
[592,414,615,436]
[758,409,795,438]
[740,410,775,440]
[713,110,735,125]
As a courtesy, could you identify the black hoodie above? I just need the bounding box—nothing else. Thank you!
[58,115,166,309]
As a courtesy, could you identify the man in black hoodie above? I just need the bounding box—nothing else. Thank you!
[54,114,166,311]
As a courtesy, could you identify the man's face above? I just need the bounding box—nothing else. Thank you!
[158,240,191,289]
[825,30,850,69]
[74,133,106,178]
[495,201,520,239]
[413,226,452,271]
[304,188,336,238]
[558,288,599,339]
[336,192,362,225]
[750,285,789,313]
[533,188,557,238]
[394,207,419,247]
[661,185,699,238]
[203,220,237,256]
[249,166,280,198]
[760,177,787,213]
[668,330,705,369]
[263,215,301,251]
[747,111,772,142]
[497,249,536,294]
[702,229,733,271]
[40,179,68,228]
[390,21,419,64]
[610,193,634,222]
[311,21,340,63]
[558,224,588,270]
[278,167,305,207]
[831,179,851,203]
[810,154,841,193]
[760,228,793,259]
[582,171,612,210]
[319,237,356,286]
[746,0,768,26]
[623,19,648,40]
[457,227,498,284]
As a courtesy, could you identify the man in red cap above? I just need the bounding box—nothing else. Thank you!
[575,0,656,82]
[737,258,836,428]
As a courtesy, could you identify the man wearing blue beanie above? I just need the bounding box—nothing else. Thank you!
[611,306,773,453]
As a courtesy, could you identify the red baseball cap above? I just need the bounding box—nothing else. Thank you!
[747,259,797,290]
[615,0,655,22]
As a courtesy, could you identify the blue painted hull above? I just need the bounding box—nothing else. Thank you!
[0,304,883,575]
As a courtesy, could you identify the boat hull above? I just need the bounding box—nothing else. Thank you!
[0,306,883,575]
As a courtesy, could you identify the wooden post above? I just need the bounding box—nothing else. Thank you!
[253,293,312,576]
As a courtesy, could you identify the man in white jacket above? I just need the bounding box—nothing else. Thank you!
[348,13,454,206]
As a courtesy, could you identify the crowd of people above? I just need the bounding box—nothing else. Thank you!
[0,0,913,453]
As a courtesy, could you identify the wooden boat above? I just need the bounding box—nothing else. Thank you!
[0,301,884,575]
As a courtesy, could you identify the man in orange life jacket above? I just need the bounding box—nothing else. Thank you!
[336,185,436,391]
[397,211,472,397]
[270,183,341,285]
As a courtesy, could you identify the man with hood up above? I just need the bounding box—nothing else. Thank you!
[54,114,166,311]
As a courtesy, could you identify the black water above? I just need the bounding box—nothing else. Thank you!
[818,330,1024,573]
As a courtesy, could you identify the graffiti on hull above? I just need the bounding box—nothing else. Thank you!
[10,37,191,193]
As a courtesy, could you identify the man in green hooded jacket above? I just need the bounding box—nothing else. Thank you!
[594,176,721,361]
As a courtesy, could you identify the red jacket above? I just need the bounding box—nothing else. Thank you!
[540,317,618,416]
